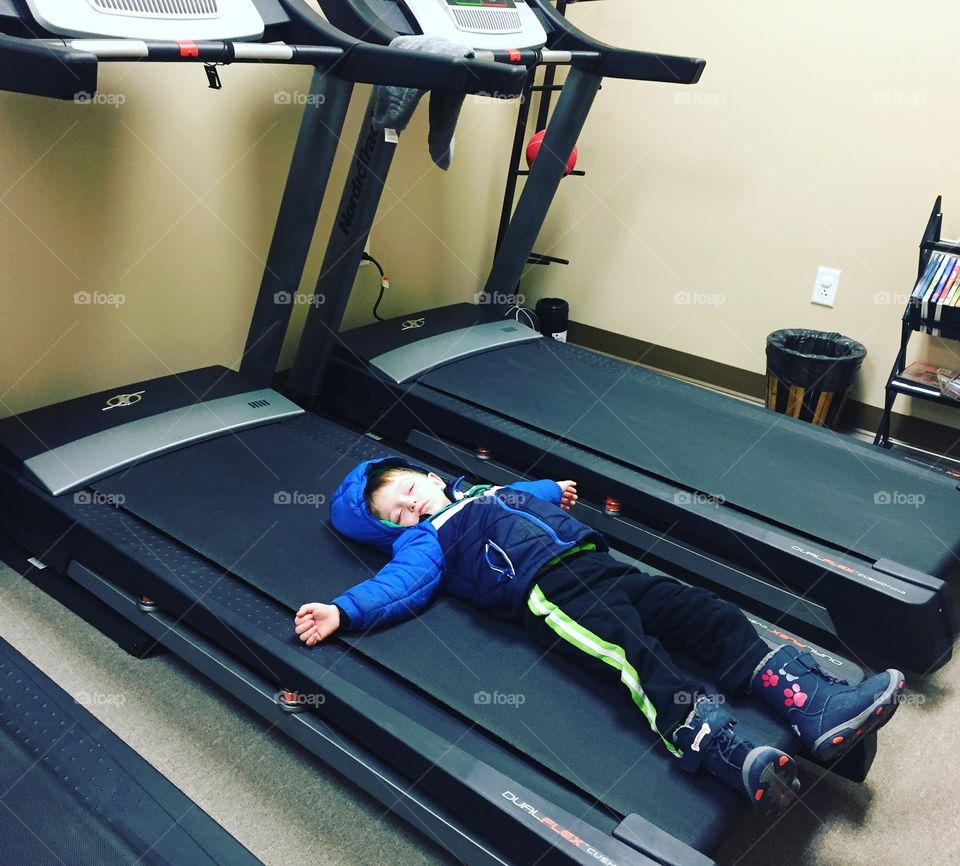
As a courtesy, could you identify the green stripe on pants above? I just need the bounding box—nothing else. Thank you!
[528,584,682,757]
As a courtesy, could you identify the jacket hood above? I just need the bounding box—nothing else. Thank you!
[330,457,433,549]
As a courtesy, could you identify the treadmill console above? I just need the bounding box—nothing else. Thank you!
[21,0,269,40]
[402,0,546,49]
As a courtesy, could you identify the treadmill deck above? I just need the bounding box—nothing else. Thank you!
[326,304,960,577]
[68,412,798,854]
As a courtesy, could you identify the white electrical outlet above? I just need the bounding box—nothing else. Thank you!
[811,266,840,307]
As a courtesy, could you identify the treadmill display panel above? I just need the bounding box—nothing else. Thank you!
[443,0,521,34]
[402,0,545,47]
[446,0,517,7]
[22,0,266,39]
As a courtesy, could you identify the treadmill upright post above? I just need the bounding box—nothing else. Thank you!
[481,66,602,300]
[240,70,354,386]
[287,91,399,402]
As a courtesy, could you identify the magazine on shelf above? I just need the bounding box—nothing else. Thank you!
[937,368,960,402]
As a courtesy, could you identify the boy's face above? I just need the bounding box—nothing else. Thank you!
[370,470,451,526]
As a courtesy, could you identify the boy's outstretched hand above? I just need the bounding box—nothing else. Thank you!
[295,602,341,646]
[557,480,578,510]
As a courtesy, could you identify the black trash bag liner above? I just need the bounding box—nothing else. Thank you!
[766,329,866,393]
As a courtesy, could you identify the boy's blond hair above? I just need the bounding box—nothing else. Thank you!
[363,465,427,515]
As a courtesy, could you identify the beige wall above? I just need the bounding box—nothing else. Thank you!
[1,61,317,415]
[522,0,960,429]
[3,1,960,433]
[0,46,517,417]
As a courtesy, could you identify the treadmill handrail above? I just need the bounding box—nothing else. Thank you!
[45,37,342,64]
[343,41,527,95]
[529,0,705,84]
[0,2,527,97]
[37,36,524,94]
[0,31,98,99]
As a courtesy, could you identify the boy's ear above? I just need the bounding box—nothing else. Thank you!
[426,471,445,487]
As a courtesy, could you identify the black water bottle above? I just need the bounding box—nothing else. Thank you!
[535,298,569,343]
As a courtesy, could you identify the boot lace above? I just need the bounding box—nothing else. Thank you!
[710,722,749,769]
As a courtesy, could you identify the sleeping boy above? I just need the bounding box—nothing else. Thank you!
[295,458,904,811]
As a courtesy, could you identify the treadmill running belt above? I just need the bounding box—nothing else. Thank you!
[93,413,793,853]
[0,731,143,866]
[420,340,960,577]
[0,636,262,866]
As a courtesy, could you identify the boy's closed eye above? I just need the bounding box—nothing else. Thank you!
[392,481,415,523]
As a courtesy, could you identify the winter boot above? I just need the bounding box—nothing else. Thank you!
[752,645,904,762]
[673,697,799,813]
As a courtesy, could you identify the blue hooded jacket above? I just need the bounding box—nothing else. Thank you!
[329,457,605,631]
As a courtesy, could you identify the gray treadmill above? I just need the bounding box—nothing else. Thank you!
[281,0,956,675]
[0,3,883,865]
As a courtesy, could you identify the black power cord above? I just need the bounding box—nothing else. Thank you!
[362,252,389,321]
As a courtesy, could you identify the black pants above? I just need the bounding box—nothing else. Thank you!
[523,551,770,752]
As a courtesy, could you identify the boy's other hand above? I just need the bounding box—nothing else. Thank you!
[294,602,341,646]
[557,480,578,510]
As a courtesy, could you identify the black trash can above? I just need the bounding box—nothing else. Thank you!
[765,329,866,428]
[535,297,569,342]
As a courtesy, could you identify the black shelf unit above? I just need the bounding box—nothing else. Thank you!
[495,0,589,270]
[875,196,960,445]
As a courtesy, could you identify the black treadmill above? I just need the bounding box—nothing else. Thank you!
[0,633,264,866]
[0,3,886,865]
[283,0,957,675]
[0,401,873,866]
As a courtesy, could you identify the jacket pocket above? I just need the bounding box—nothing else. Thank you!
[483,539,516,581]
